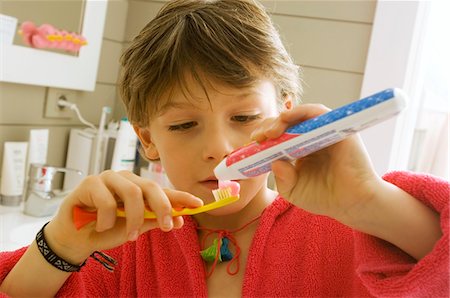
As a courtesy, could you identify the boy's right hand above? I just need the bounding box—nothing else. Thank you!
[42,170,203,265]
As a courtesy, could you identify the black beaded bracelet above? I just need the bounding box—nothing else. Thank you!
[36,222,117,272]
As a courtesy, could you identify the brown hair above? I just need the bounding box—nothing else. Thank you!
[119,0,302,127]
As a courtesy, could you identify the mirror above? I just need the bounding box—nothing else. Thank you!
[0,0,107,91]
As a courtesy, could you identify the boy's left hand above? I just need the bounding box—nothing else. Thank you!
[252,103,381,224]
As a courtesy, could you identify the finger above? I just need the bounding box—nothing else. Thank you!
[271,160,298,200]
[114,171,176,232]
[75,175,118,232]
[250,117,278,142]
[264,104,331,140]
[126,175,202,232]
[105,172,202,233]
[262,120,290,139]
[163,189,204,208]
[173,216,185,229]
[100,171,146,239]
[136,214,184,235]
[149,188,173,232]
[280,103,330,123]
[116,176,201,233]
[162,190,201,230]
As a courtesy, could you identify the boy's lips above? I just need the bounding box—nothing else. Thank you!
[199,178,219,190]
[200,180,219,190]
[203,176,217,181]
[199,177,241,190]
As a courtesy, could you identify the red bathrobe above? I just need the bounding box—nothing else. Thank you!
[1,171,448,297]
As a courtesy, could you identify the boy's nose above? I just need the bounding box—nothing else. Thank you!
[201,127,235,162]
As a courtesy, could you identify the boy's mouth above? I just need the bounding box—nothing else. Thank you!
[200,176,219,188]
[199,177,241,191]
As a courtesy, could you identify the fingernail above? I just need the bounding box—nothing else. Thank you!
[163,215,173,229]
[128,230,139,241]
[194,197,204,205]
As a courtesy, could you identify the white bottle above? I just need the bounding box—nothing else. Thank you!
[0,142,28,206]
[27,129,49,165]
[110,118,138,172]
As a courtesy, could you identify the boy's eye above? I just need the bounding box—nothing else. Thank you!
[231,114,261,123]
[168,121,197,131]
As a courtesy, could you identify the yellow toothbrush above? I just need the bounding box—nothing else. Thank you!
[73,183,240,230]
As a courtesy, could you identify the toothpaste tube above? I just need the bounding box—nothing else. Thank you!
[214,88,407,181]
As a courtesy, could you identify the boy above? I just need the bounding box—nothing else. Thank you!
[1,0,448,296]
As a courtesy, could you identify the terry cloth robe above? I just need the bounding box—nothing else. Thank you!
[0,171,448,297]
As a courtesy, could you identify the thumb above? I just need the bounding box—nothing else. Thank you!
[271,160,297,199]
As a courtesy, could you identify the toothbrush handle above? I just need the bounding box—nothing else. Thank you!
[73,195,240,230]
[73,206,99,229]
[73,206,193,230]
[72,206,158,230]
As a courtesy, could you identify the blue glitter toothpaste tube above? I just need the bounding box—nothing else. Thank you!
[214,88,407,181]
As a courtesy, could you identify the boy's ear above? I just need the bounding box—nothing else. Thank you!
[283,94,293,110]
[133,125,160,160]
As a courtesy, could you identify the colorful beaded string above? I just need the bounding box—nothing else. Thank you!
[196,215,261,278]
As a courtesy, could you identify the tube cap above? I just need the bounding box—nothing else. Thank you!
[214,159,247,181]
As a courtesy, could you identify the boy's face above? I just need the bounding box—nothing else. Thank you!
[136,75,279,215]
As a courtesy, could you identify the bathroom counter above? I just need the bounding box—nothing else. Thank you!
[0,205,53,252]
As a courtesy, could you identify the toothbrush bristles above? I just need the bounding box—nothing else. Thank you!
[212,187,233,201]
